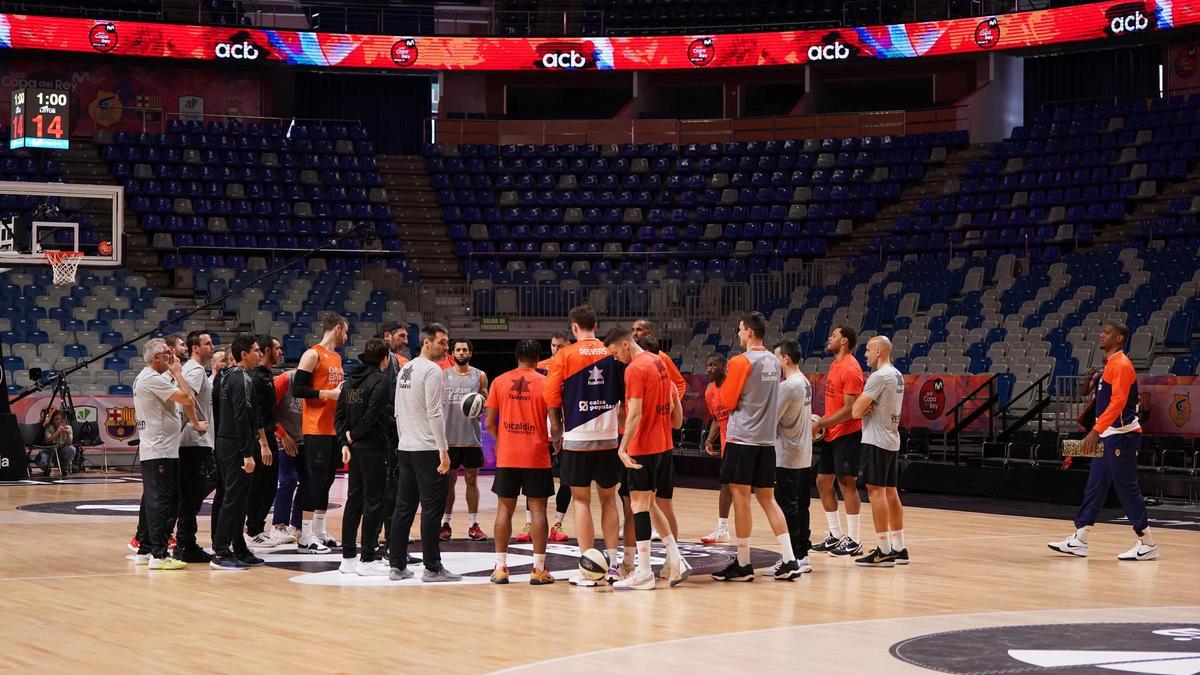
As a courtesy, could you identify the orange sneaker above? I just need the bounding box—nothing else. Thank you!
[529,568,555,585]
[548,522,569,542]
[490,566,509,584]
[514,522,531,543]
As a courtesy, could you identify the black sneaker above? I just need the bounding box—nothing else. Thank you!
[773,559,804,581]
[811,533,841,553]
[855,548,896,568]
[710,560,754,582]
[235,551,265,567]
[830,537,863,556]
[176,546,213,564]
[892,548,909,565]
[209,555,250,571]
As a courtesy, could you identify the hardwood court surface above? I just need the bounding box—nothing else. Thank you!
[2,475,1198,673]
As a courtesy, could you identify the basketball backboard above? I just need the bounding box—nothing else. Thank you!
[0,181,123,269]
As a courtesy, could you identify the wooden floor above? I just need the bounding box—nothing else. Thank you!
[3,474,1199,674]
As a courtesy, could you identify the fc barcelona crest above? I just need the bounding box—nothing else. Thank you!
[1169,393,1191,428]
[106,406,137,441]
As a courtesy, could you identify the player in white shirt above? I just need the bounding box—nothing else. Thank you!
[851,336,908,568]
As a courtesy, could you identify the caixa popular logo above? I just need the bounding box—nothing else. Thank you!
[687,37,715,67]
[391,38,418,67]
[536,42,592,70]
[1106,3,1153,35]
[88,22,118,53]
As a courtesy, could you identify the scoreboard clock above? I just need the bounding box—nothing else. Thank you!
[10,88,69,150]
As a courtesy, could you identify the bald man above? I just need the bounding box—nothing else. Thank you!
[850,336,907,568]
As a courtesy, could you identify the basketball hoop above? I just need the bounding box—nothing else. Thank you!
[45,250,83,285]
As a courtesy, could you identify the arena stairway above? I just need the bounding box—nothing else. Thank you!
[377,154,462,283]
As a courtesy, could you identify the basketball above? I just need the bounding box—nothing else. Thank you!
[812,414,824,442]
[460,392,486,419]
[97,240,112,256]
[579,548,609,581]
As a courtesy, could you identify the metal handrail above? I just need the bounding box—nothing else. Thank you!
[997,371,1052,440]
[944,372,999,465]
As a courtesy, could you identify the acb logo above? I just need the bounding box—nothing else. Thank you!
[1105,3,1153,35]
[216,41,262,60]
[535,42,592,70]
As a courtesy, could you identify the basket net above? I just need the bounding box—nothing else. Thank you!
[45,250,84,286]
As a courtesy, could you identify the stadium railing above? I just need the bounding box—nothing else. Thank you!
[430,107,969,147]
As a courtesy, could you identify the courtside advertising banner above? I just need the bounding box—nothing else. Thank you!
[0,0,1194,72]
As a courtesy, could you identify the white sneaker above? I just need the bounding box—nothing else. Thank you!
[1117,539,1159,561]
[298,533,331,554]
[650,528,662,542]
[133,553,150,565]
[1047,535,1088,557]
[668,557,692,587]
[796,556,813,574]
[272,526,297,545]
[248,531,277,551]
[339,557,359,574]
[759,560,783,576]
[613,569,656,590]
[357,559,391,576]
[700,528,731,544]
[569,574,601,588]
[286,526,302,542]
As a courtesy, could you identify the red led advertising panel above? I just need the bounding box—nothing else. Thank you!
[0,0,1194,71]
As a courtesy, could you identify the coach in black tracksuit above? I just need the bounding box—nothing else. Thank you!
[336,339,396,569]
[245,335,281,542]
[210,334,266,570]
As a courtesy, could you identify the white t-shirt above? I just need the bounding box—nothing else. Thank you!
[775,371,813,469]
[134,367,183,461]
[862,364,904,452]
[178,359,212,448]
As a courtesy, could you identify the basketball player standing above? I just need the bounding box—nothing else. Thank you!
[853,336,909,567]
[701,354,733,545]
[487,339,555,586]
[812,326,866,556]
[711,312,804,582]
[441,338,490,541]
[174,331,215,564]
[293,313,347,553]
[768,339,814,576]
[519,330,573,544]
[545,305,624,586]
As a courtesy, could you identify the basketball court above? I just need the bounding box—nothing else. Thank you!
[4,476,1198,673]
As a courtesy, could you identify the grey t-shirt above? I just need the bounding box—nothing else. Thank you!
[725,348,781,446]
[443,366,483,447]
[178,358,212,448]
[775,371,813,469]
[134,367,182,461]
[394,356,448,453]
[862,363,904,451]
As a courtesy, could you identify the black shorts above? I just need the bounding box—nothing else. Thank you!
[817,430,862,478]
[303,435,338,471]
[448,446,484,470]
[720,442,776,489]
[560,449,621,489]
[625,450,674,497]
[492,468,555,499]
[861,443,899,487]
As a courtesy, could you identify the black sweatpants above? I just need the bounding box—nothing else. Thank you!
[245,445,279,536]
[343,453,387,562]
[213,441,254,555]
[140,458,180,559]
[303,435,339,511]
[775,466,812,559]
[175,446,212,550]
[389,451,448,572]
[381,453,398,549]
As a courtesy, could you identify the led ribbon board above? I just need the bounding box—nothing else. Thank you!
[0,0,1193,71]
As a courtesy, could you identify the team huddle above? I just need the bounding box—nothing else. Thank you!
[125,304,911,587]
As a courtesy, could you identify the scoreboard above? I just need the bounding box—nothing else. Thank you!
[10,88,69,150]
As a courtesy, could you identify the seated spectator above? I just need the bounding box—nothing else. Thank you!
[37,410,77,476]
